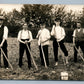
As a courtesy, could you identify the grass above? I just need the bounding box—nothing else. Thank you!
[0,37,84,80]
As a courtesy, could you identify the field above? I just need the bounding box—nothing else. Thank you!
[0,37,84,80]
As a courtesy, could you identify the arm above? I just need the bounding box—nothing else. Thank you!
[73,37,75,46]
[72,30,76,46]
[36,30,41,39]
[0,26,8,47]
[36,32,39,39]
[28,31,33,43]
[51,25,55,36]
[61,28,66,40]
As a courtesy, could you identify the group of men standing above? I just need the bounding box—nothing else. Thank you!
[0,15,84,69]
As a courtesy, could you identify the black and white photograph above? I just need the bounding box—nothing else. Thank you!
[0,4,84,80]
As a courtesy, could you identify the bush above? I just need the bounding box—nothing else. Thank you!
[8,25,74,43]
[64,28,74,43]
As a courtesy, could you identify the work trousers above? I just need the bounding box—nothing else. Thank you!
[0,40,8,68]
[19,39,31,68]
[53,39,68,62]
[74,41,84,62]
[39,45,49,66]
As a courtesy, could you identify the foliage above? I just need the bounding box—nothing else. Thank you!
[0,5,84,38]
[21,4,53,27]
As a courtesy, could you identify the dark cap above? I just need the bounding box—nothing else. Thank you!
[39,21,45,25]
[0,15,5,20]
[55,17,61,22]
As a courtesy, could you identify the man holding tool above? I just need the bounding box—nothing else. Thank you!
[17,23,33,69]
[0,15,9,69]
[36,22,51,68]
[73,21,84,62]
[51,18,68,66]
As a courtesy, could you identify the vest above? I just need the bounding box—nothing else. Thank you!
[0,26,4,43]
[75,28,84,42]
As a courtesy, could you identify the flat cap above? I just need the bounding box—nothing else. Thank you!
[0,15,5,20]
[55,17,61,22]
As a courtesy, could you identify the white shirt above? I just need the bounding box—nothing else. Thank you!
[51,25,65,42]
[0,25,8,40]
[36,28,50,46]
[17,29,33,41]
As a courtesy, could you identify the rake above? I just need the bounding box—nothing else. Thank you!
[0,48,13,70]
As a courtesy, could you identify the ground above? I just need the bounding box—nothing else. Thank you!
[0,37,84,80]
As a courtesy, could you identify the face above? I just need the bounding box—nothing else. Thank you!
[77,23,81,28]
[40,24,45,29]
[23,24,28,30]
[55,21,60,26]
[0,19,3,25]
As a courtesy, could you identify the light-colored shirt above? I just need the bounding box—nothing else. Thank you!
[36,28,50,46]
[0,25,8,40]
[51,25,65,42]
[17,29,33,41]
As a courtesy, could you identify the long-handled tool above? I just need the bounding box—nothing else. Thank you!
[58,43,66,65]
[40,44,48,68]
[0,51,1,66]
[0,48,13,70]
[26,43,38,70]
[74,46,84,61]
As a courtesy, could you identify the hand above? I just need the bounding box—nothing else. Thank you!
[25,40,30,44]
[25,40,28,44]
[36,36,38,39]
[21,41,25,44]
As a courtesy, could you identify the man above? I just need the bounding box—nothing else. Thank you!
[17,23,33,69]
[0,15,8,68]
[51,18,68,66]
[73,21,84,62]
[36,23,51,67]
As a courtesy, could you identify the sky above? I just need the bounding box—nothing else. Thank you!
[0,4,23,13]
[0,4,84,13]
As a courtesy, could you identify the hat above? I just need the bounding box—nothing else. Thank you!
[39,21,45,25]
[0,15,5,20]
[55,18,61,22]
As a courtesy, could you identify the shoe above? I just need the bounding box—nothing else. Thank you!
[6,67,9,69]
[55,62,58,66]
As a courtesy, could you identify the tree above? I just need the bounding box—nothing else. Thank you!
[80,7,84,27]
[5,9,23,37]
[21,4,53,27]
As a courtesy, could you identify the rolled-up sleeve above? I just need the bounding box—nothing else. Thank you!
[17,31,21,41]
[62,28,66,36]
[51,25,55,36]
[29,31,33,41]
[72,30,76,37]
[3,26,8,40]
